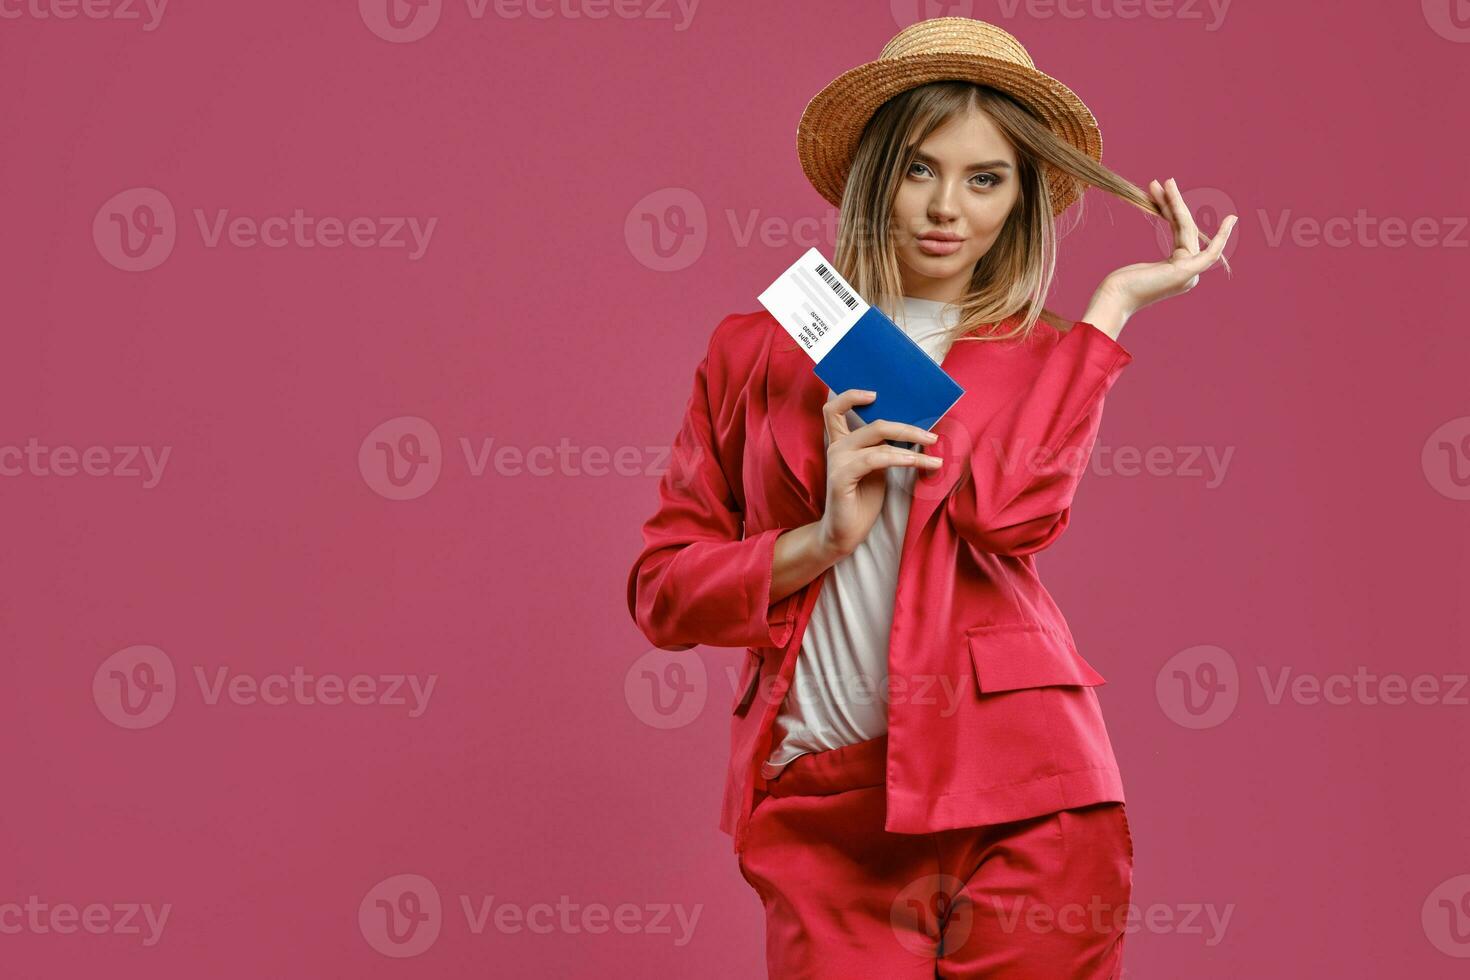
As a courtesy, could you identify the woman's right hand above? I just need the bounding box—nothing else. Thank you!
[817,389,942,560]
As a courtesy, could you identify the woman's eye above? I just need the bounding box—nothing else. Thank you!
[907,163,1000,189]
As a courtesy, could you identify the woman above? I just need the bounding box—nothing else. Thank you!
[626,17,1233,979]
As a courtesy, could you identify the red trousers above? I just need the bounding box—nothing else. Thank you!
[737,735,1134,979]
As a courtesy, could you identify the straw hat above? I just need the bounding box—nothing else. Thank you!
[796,17,1102,216]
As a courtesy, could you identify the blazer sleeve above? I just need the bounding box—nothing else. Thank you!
[942,321,1134,556]
[626,318,799,652]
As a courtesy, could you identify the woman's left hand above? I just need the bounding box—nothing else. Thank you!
[1081,177,1237,339]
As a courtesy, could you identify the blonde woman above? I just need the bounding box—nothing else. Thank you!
[627,17,1233,979]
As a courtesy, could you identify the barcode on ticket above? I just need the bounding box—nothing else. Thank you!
[757,247,870,362]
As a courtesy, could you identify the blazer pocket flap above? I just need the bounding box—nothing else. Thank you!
[732,648,763,714]
[967,624,1106,693]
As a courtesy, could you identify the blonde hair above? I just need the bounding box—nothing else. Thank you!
[819,80,1229,349]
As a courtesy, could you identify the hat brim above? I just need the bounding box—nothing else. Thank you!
[797,53,1102,216]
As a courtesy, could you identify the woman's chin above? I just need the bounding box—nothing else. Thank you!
[900,247,970,277]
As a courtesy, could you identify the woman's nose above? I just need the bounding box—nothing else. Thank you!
[927,182,960,220]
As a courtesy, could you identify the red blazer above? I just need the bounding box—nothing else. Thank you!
[626,308,1135,854]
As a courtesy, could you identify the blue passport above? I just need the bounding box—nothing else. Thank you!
[758,247,965,444]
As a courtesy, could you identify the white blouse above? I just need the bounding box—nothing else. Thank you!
[761,295,962,779]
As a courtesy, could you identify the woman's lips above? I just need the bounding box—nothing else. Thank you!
[916,237,964,256]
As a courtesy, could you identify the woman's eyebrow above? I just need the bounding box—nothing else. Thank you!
[912,150,1014,170]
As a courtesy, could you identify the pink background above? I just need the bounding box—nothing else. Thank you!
[3,1,1469,976]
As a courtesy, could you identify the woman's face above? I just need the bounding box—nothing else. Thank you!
[890,106,1021,302]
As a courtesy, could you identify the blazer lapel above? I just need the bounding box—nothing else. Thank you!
[901,334,983,546]
[899,315,1031,545]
